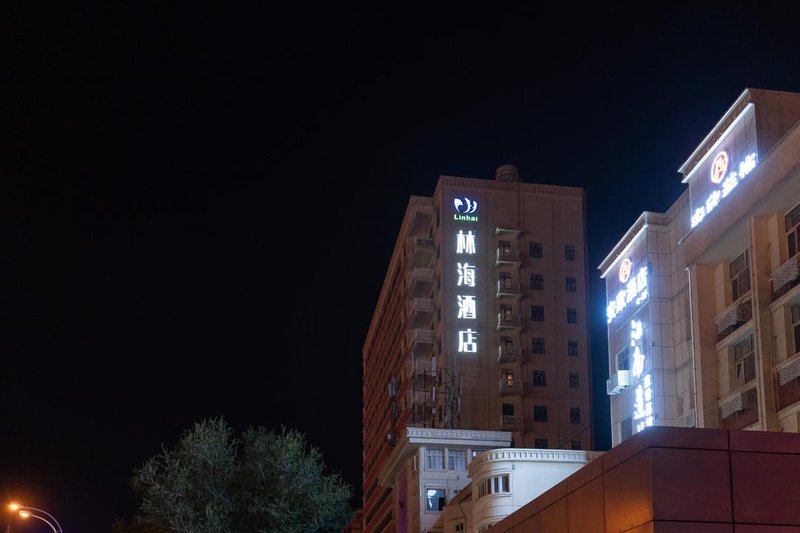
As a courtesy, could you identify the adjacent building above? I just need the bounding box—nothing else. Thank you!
[361,165,595,532]
[600,87,800,445]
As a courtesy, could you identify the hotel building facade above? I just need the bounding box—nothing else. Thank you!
[601,87,800,446]
[361,165,594,532]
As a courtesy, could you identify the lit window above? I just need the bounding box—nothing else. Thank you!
[426,488,446,511]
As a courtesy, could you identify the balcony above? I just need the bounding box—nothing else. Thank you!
[406,298,436,328]
[714,296,752,342]
[771,255,800,300]
[776,352,800,410]
[499,415,525,431]
[495,226,521,239]
[606,370,631,395]
[406,328,435,357]
[407,237,436,268]
[718,384,758,430]
[498,380,524,396]
[496,248,521,269]
[496,280,522,300]
[406,268,435,298]
[497,345,523,364]
[496,312,523,332]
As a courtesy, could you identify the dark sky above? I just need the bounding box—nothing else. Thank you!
[5,3,800,531]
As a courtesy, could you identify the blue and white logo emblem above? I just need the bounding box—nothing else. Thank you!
[453,197,478,214]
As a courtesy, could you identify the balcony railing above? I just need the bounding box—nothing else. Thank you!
[496,280,522,299]
[406,268,435,297]
[406,298,436,327]
[777,352,800,410]
[499,415,525,430]
[498,380,524,396]
[714,296,752,341]
[718,384,758,430]
[496,248,521,267]
[497,345,523,364]
[771,255,800,299]
[606,370,630,395]
[497,312,523,331]
[406,328,435,356]
[407,237,436,268]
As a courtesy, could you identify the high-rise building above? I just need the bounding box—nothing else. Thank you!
[600,87,800,446]
[361,165,594,532]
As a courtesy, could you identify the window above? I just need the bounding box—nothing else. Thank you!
[570,407,581,424]
[478,474,510,498]
[532,337,546,354]
[569,372,580,388]
[426,447,444,469]
[448,449,467,470]
[534,405,548,422]
[499,239,511,250]
[500,303,513,320]
[565,244,576,260]
[530,273,544,290]
[792,304,800,353]
[567,308,577,324]
[426,488,446,511]
[571,440,581,450]
[534,438,548,449]
[502,369,515,386]
[455,524,465,533]
[502,403,515,416]
[568,340,579,356]
[734,334,756,385]
[499,271,512,283]
[533,370,547,387]
[786,203,800,258]
[730,250,751,301]
[616,346,630,371]
[529,241,543,258]
[566,276,576,292]
[531,305,544,322]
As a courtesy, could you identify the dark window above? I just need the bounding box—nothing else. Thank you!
[531,306,544,322]
[571,440,581,450]
[529,241,543,258]
[566,276,576,292]
[617,346,630,371]
[786,203,800,258]
[534,438,548,449]
[533,370,547,387]
[568,340,579,356]
[530,274,544,290]
[565,244,576,260]
[502,403,515,416]
[532,337,546,354]
[730,250,751,301]
[567,308,577,324]
[569,372,579,388]
[734,334,756,385]
[793,304,800,354]
[534,405,548,422]
[570,407,581,424]
[621,417,633,440]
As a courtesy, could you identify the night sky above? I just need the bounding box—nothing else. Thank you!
[5,3,800,532]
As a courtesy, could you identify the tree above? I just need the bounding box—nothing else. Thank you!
[113,417,353,533]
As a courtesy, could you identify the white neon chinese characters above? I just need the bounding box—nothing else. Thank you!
[456,230,477,254]
[691,152,757,228]
[457,295,477,319]
[457,262,476,287]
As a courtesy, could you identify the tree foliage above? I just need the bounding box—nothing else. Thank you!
[113,417,353,533]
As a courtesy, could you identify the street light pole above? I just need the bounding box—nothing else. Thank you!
[8,504,63,533]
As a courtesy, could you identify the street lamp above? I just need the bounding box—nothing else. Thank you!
[8,503,63,533]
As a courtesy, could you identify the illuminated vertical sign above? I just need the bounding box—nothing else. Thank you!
[454,198,478,353]
[607,261,649,323]
[629,318,653,433]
